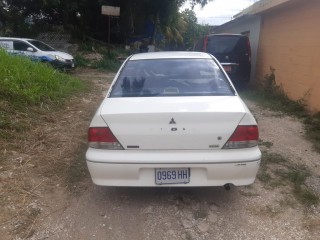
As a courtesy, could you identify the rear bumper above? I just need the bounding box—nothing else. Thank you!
[221,63,250,84]
[86,147,261,187]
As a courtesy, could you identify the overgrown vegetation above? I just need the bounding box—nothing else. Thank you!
[0,50,88,138]
[258,151,319,207]
[74,42,131,71]
[0,52,94,238]
[0,50,87,106]
[248,69,320,205]
[241,68,320,153]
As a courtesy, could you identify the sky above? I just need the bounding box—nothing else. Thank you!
[181,0,259,25]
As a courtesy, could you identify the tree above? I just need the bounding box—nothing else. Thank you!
[0,0,213,44]
[181,8,210,50]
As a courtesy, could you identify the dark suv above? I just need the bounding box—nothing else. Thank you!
[196,34,251,87]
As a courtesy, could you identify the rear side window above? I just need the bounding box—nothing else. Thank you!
[206,35,241,54]
[13,41,31,51]
[110,59,234,98]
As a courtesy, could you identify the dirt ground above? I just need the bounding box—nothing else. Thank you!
[1,69,320,240]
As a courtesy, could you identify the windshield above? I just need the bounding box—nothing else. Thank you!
[110,59,234,98]
[206,35,241,54]
[27,40,55,51]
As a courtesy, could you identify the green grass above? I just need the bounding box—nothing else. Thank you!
[258,151,319,206]
[74,54,91,67]
[240,89,307,117]
[259,139,273,148]
[293,186,319,206]
[0,50,87,106]
[262,152,288,165]
[257,170,272,183]
[0,50,88,138]
[241,89,320,153]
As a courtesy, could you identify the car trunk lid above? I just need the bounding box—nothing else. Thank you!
[100,96,246,150]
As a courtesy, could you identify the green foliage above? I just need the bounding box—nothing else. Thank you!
[258,151,319,206]
[0,50,87,106]
[74,54,91,68]
[74,41,129,71]
[181,9,210,50]
[259,139,274,148]
[293,186,319,206]
[1,0,213,43]
[262,152,287,165]
[303,113,320,152]
[257,170,272,183]
[240,68,320,153]
[92,55,121,71]
[286,169,309,185]
[0,50,87,138]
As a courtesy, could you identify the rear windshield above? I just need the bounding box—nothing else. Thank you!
[109,59,234,98]
[206,35,241,54]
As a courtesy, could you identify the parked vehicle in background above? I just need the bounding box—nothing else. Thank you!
[0,37,75,70]
[196,34,251,87]
[86,51,261,188]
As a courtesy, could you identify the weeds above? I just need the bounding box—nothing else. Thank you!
[0,50,87,107]
[193,208,208,220]
[242,68,320,206]
[75,41,131,71]
[259,139,273,148]
[66,142,90,193]
[262,152,287,165]
[74,54,91,67]
[0,50,88,139]
[278,196,297,208]
[92,54,121,71]
[257,170,272,183]
[293,186,319,206]
[259,151,319,206]
[241,68,320,153]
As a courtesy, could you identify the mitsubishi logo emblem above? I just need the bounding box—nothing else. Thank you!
[169,118,176,124]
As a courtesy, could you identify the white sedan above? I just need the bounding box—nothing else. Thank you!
[86,51,261,188]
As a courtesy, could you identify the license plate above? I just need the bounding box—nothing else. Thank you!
[223,65,231,73]
[155,168,190,185]
[72,63,75,68]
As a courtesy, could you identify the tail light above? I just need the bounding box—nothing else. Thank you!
[88,127,123,150]
[246,38,251,62]
[223,125,258,149]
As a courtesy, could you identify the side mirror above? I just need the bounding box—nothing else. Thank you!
[27,47,34,52]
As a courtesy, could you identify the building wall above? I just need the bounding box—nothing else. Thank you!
[214,15,261,82]
[255,0,320,112]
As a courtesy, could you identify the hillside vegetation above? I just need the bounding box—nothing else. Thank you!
[0,50,88,139]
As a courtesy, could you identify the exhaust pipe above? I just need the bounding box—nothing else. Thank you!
[224,184,231,191]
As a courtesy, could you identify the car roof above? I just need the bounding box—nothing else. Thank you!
[0,37,33,41]
[207,33,247,37]
[129,51,212,61]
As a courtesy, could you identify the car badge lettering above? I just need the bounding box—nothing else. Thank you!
[169,118,176,124]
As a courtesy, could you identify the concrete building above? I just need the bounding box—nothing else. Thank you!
[215,0,320,112]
